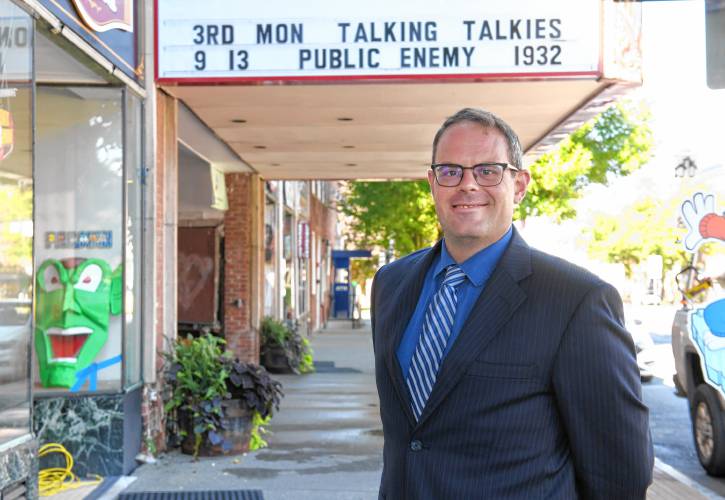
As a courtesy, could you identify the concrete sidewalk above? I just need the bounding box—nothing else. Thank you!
[120,320,717,500]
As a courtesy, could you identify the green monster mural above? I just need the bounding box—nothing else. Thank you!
[35,258,122,388]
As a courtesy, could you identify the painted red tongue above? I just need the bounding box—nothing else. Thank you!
[50,335,88,359]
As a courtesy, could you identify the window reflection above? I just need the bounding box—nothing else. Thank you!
[0,0,33,445]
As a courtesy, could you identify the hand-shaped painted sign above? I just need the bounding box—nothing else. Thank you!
[681,192,725,252]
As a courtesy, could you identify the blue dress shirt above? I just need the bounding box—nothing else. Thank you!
[396,226,513,378]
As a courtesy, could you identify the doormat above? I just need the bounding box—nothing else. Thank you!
[118,491,263,500]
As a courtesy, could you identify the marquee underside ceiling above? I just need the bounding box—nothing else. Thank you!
[164,78,622,180]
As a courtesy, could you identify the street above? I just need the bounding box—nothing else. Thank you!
[632,304,725,497]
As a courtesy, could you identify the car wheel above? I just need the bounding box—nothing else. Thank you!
[692,384,725,476]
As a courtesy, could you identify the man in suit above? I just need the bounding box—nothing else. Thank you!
[371,108,653,499]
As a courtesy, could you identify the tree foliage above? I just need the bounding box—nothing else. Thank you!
[0,183,32,271]
[517,100,653,222]
[586,195,689,277]
[340,180,440,259]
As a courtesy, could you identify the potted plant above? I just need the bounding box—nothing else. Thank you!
[164,334,284,458]
[260,316,315,374]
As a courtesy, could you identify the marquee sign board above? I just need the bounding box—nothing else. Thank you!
[156,0,601,83]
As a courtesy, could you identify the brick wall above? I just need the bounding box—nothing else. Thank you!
[309,192,337,328]
[223,173,262,364]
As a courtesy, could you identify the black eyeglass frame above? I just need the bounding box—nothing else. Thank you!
[430,162,521,187]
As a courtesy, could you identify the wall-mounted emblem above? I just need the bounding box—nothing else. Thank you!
[71,0,133,33]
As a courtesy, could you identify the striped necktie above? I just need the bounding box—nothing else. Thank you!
[406,264,466,421]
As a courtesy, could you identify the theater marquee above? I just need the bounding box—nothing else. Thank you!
[155,0,601,82]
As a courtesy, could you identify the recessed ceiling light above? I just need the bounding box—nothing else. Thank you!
[231,119,247,123]
[254,145,266,149]
[342,145,355,149]
[337,117,354,122]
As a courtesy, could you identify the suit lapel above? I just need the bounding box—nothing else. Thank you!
[416,229,533,427]
[384,241,442,426]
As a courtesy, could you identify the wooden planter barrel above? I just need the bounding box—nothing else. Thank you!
[180,400,253,456]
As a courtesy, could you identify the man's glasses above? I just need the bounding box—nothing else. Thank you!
[431,162,520,187]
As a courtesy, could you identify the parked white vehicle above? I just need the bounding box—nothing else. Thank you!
[671,168,725,476]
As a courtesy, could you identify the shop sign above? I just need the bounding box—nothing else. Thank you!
[210,165,228,211]
[45,230,113,249]
[156,0,600,82]
[38,0,141,82]
[71,0,133,33]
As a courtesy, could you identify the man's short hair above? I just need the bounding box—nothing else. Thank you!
[432,108,523,169]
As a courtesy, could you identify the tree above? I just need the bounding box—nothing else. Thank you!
[585,176,725,281]
[340,180,440,258]
[517,100,653,222]
[586,195,688,278]
[0,182,32,271]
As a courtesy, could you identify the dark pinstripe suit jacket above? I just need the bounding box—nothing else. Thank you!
[371,228,653,499]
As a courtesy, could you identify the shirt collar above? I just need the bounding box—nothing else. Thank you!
[435,226,514,287]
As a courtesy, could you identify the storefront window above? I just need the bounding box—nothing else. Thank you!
[264,196,277,318]
[34,86,124,393]
[0,0,33,445]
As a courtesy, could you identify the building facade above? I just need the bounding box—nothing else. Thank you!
[0,0,145,494]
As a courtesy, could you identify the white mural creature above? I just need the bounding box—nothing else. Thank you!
[681,193,725,393]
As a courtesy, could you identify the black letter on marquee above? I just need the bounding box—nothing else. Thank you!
[338,22,350,42]
[193,25,204,44]
[549,19,561,39]
[463,20,475,41]
[299,49,311,69]
[257,24,272,44]
[222,25,234,44]
[425,22,437,41]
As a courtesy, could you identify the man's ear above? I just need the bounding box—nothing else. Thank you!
[110,265,123,315]
[514,170,531,204]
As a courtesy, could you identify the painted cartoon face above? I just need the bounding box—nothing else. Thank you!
[35,258,121,388]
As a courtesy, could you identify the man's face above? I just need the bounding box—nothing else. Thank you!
[428,122,530,258]
[34,258,121,388]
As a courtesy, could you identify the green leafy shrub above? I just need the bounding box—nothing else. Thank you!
[164,334,283,458]
[260,316,315,374]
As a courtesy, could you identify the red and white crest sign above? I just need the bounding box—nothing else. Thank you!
[72,0,133,33]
